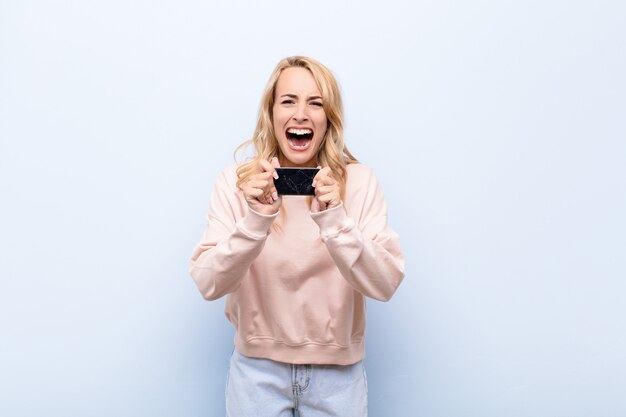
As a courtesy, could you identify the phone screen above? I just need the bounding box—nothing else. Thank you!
[274,168,319,195]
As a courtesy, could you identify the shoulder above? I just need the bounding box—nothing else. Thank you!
[208,164,243,199]
[344,162,383,203]
[214,163,240,188]
[345,162,378,187]
[343,163,388,218]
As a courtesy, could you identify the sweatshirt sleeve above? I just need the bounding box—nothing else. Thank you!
[189,170,278,301]
[310,167,405,302]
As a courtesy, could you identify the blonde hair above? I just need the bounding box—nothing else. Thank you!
[235,56,357,194]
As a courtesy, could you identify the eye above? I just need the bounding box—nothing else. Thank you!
[281,99,295,105]
[310,101,323,107]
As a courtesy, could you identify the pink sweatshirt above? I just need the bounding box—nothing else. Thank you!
[190,163,405,365]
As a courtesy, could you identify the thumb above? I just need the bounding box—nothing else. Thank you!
[271,194,283,208]
[271,157,281,169]
[311,197,321,213]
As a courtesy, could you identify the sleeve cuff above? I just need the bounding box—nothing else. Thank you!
[237,207,278,239]
[310,203,356,241]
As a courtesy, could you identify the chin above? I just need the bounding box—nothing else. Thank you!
[283,154,315,167]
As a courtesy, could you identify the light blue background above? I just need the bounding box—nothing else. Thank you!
[1,1,625,416]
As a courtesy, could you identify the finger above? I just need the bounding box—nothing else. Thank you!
[244,179,275,202]
[315,185,337,195]
[317,193,340,210]
[319,166,332,177]
[261,183,276,203]
[259,159,278,180]
[316,190,338,202]
[270,157,281,186]
[271,193,282,206]
[313,166,331,187]
[315,165,322,184]
[244,188,264,199]
[313,166,331,179]
[251,171,273,181]
[248,179,271,191]
[261,179,278,201]
[311,197,321,213]
[312,167,323,186]
[258,159,272,172]
[314,175,337,187]
[313,193,326,210]
[259,184,277,204]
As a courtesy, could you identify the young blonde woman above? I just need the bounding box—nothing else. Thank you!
[190,56,405,417]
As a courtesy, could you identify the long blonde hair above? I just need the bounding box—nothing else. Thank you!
[235,56,357,194]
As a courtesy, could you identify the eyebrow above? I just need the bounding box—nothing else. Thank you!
[279,93,323,101]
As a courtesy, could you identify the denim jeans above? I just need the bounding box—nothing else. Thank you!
[226,349,368,417]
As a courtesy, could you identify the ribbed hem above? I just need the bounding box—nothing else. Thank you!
[237,207,278,239]
[310,203,356,241]
[234,335,365,366]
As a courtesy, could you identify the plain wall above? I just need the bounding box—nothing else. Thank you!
[1,1,625,416]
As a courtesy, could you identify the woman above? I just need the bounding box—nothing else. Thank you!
[190,56,405,417]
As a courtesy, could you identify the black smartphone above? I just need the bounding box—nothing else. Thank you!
[274,167,319,196]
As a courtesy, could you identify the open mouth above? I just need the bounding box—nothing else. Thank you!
[286,128,313,149]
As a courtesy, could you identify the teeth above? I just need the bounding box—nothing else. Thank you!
[287,128,312,136]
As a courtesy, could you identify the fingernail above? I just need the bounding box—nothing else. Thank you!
[272,191,278,200]
[273,171,279,179]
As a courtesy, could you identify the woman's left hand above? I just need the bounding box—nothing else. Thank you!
[311,167,341,212]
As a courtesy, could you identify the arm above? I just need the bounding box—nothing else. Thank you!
[310,168,405,302]
[189,170,278,301]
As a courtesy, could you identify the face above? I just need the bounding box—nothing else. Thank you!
[272,67,328,167]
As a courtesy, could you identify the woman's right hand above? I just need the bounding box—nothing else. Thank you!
[241,157,282,215]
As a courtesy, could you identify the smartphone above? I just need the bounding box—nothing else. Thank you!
[274,167,319,196]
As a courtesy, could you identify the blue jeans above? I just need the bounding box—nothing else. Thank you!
[226,349,368,417]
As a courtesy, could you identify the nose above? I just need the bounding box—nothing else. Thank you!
[292,103,309,123]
